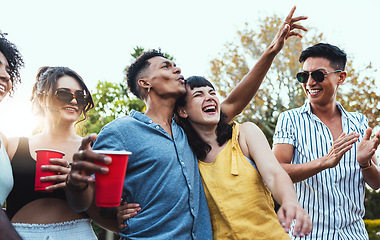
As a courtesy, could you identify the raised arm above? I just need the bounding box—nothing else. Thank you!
[273,132,360,183]
[221,6,308,122]
[239,122,311,237]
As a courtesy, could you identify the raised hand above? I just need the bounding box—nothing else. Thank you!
[277,201,312,237]
[270,6,308,53]
[67,133,111,192]
[357,128,380,166]
[323,132,359,168]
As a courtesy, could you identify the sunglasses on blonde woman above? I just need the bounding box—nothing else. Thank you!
[54,89,87,105]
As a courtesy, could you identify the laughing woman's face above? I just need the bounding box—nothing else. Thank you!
[0,51,12,102]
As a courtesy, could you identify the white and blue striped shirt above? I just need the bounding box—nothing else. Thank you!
[273,101,369,240]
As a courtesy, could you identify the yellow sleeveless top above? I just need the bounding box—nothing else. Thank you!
[198,122,290,240]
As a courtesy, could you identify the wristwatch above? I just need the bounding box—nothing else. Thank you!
[360,160,372,170]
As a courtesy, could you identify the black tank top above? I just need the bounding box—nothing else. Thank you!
[6,137,66,220]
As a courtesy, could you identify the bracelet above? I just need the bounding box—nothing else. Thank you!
[65,174,89,192]
[360,160,373,171]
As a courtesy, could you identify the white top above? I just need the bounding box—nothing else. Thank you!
[273,101,369,240]
[0,136,13,206]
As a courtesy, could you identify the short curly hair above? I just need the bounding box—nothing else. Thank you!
[126,49,165,100]
[0,32,24,95]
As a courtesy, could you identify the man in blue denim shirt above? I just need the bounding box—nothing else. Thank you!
[92,108,212,239]
[66,8,308,239]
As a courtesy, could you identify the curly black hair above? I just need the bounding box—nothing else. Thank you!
[126,49,165,100]
[0,32,24,95]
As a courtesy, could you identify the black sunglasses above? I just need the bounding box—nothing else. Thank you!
[54,89,87,105]
[296,70,342,83]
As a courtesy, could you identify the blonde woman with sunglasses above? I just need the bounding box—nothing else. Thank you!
[4,66,103,239]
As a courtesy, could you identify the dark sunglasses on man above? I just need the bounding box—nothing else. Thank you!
[296,69,342,83]
[54,89,88,105]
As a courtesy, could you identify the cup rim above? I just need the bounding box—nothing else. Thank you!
[35,149,65,156]
[93,150,131,155]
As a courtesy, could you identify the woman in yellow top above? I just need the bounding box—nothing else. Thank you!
[174,76,312,239]
[115,6,311,238]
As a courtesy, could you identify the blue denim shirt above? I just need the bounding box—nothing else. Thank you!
[93,110,212,240]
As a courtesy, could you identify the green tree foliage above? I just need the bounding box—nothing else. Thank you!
[209,15,380,146]
[210,15,318,145]
[364,219,380,240]
[338,62,380,126]
[365,188,380,219]
[77,80,145,135]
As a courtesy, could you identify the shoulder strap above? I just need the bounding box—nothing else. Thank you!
[231,122,239,176]
[12,137,30,162]
[18,137,29,153]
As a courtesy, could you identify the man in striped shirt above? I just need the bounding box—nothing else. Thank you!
[273,43,380,239]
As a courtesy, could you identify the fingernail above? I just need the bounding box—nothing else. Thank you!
[100,167,109,173]
[40,177,46,180]
[104,156,112,164]
[41,165,47,169]
[295,232,299,236]
[281,222,285,226]
[285,228,289,232]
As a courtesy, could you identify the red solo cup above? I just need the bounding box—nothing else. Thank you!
[35,149,65,192]
[93,150,131,207]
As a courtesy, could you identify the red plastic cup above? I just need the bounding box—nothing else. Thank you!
[35,149,65,192]
[93,150,131,207]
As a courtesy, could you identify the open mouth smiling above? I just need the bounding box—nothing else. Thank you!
[307,89,322,96]
[0,84,6,93]
[64,107,78,112]
[203,105,217,113]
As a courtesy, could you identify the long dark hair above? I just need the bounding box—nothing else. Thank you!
[175,76,232,160]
